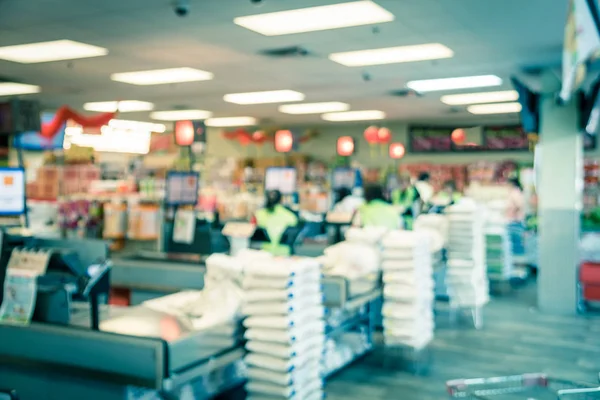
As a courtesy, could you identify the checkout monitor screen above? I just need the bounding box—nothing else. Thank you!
[332,168,356,190]
[265,167,297,195]
[0,168,25,216]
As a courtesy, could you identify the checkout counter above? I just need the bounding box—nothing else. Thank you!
[0,233,245,400]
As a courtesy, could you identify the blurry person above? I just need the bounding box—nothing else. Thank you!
[254,190,298,256]
[333,187,364,214]
[354,184,401,230]
[506,177,526,255]
[415,172,434,211]
[391,175,420,229]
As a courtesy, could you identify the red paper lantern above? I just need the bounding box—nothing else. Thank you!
[364,125,379,144]
[389,143,405,159]
[174,120,195,146]
[275,130,294,153]
[377,127,392,143]
[337,136,355,157]
[451,128,466,144]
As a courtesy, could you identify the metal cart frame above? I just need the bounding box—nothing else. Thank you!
[447,373,600,399]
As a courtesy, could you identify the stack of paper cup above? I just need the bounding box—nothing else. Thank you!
[380,230,434,350]
[242,258,324,400]
[445,202,490,308]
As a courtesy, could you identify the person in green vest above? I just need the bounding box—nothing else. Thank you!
[391,175,420,230]
[355,184,401,230]
[254,190,299,256]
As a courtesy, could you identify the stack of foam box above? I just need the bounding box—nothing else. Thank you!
[380,230,434,350]
[242,257,324,400]
[445,203,490,309]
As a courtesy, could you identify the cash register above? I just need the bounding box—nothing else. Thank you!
[0,232,111,330]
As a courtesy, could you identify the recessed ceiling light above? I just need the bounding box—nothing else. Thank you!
[322,110,385,122]
[205,117,258,127]
[150,110,213,121]
[234,1,394,36]
[467,102,522,115]
[83,100,155,113]
[108,119,166,133]
[224,90,305,105]
[111,68,214,86]
[0,40,108,64]
[441,90,519,105]
[329,43,453,67]
[0,82,41,96]
[406,75,503,93]
[279,102,350,114]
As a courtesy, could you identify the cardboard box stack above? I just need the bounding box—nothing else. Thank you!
[380,230,434,350]
[29,165,101,200]
[242,257,324,400]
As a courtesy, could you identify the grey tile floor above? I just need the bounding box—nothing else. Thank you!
[325,284,600,400]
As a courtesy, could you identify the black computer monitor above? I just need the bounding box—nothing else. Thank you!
[331,167,356,190]
[0,168,25,217]
[265,167,297,195]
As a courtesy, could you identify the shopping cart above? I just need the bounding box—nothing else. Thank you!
[447,373,600,399]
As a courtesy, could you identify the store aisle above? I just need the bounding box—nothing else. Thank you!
[325,284,600,400]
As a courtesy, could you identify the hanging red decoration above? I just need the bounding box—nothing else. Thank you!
[389,143,406,159]
[252,130,267,145]
[275,130,294,153]
[41,105,116,139]
[451,128,466,144]
[377,127,392,143]
[174,120,195,146]
[337,136,355,157]
[364,125,379,144]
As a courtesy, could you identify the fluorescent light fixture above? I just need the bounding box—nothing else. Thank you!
[322,110,385,122]
[224,90,305,105]
[205,117,257,127]
[108,119,166,133]
[441,90,519,105]
[467,102,522,115]
[234,1,394,36]
[111,68,214,85]
[83,100,155,113]
[407,75,502,93]
[0,40,107,64]
[150,110,213,121]
[0,82,40,96]
[279,102,350,114]
[329,43,453,67]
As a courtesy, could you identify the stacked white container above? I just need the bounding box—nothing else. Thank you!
[380,230,434,350]
[242,257,325,400]
[445,201,489,327]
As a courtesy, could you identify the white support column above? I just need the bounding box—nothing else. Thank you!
[537,95,582,314]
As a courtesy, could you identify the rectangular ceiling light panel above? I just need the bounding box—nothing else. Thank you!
[441,90,519,105]
[322,110,385,121]
[150,110,213,121]
[407,75,502,93]
[206,117,258,127]
[0,83,41,96]
[224,90,305,105]
[234,1,394,36]
[279,102,350,114]
[329,43,453,67]
[0,40,108,63]
[467,102,522,115]
[111,68,214,85]
[84,100,155,113]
